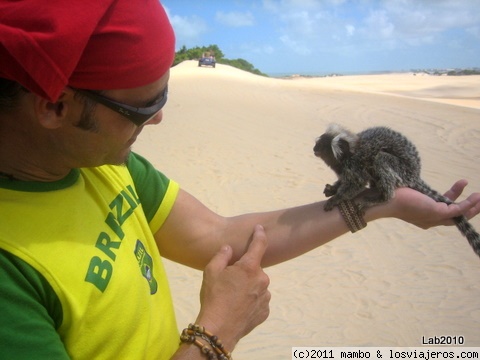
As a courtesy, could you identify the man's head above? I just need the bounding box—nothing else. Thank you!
[0,0,175,102]
[0,0,175,178]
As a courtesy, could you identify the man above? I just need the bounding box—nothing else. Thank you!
[0,1,479,359]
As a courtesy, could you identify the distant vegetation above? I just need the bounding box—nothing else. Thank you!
[447,69,480,76]
[412,68,480,76]
[173,45,268,77]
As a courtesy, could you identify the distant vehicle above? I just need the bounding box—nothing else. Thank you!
[198,53,216,68]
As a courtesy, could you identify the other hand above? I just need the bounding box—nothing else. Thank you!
[390,179,480,229]
[196,224,271,351]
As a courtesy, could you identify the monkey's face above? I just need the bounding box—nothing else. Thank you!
[314,134,332,157]
[314,133,339,167]
[314,132,353,174]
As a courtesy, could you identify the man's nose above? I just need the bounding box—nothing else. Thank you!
[144,109,163,126]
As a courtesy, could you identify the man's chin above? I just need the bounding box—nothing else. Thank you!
[105,147,132,167]
[118,148,132,165]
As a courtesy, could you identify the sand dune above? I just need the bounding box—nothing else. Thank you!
[291,72,480,110]
[134,61,480,358]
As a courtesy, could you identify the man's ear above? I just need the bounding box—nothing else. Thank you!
[33,91,72,129]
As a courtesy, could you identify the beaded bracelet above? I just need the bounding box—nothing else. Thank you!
[180,324,232,360]
[338,200,367,233]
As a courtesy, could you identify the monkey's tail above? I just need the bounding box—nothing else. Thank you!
[411,180,480,259]
[453,215,480,259]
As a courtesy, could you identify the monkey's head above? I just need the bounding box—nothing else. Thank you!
[313,124,358,174]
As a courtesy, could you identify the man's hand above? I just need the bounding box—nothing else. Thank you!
[196,224,271,351]
[388,179,480,229]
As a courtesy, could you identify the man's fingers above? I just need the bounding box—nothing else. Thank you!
[443,179,468,202]
[457,193,480,220]
[238,224,268,267]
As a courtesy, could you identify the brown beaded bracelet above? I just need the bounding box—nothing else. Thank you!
[338,200,367,233]
[180,324,232,360]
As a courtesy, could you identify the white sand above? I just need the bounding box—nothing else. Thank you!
[134,61,480,358]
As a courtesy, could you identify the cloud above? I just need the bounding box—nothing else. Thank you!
[263,0,330,12]
[466,26,480,39]
[240,43,276,55]
[163,6,208,45]
[363,10,395,39]
[262,0,480,56]
[279,34,312,55]
[368,0,480,43]
[215,11,255,27]
[346,25,355,37]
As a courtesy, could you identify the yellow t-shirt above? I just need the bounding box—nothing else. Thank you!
[0,153,180,359]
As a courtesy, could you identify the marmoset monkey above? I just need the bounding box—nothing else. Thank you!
[313,123,480,258]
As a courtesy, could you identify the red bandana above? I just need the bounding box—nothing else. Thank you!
[0,0,175,102]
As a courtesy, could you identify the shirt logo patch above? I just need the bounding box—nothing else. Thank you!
[134,240,158,294]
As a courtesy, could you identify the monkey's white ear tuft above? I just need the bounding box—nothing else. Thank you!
[329,125,358,159]
[342,131,359,151]
[331,135,344,159]
[326,123,346,136]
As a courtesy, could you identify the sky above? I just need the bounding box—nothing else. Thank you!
[161,0,480,76]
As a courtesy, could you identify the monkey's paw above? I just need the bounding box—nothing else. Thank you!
[323,184,337,197]
[323,198,336,211]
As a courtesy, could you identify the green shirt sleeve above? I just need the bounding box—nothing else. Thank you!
[0,249,69,359]
[126,152,174,223]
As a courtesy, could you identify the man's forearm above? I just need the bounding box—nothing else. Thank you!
[225,201,352,267]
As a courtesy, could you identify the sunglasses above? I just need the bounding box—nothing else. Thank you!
[73,85,168,126]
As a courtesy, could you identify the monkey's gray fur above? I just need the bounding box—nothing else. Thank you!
[313,123,480,259]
